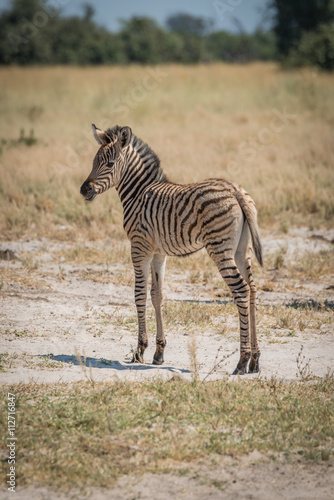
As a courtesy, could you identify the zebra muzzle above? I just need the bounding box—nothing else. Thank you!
[80,181,97,201]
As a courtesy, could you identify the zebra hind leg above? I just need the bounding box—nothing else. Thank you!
[228,265,251,375]
[208,247,251,374]
[234,226,261,374]
[246,258,260,373]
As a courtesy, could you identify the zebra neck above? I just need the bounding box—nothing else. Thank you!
[116,144,166,209]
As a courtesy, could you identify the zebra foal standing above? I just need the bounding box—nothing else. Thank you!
[80,124,263,374]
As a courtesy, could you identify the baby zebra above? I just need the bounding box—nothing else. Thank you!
[80,125,263,374]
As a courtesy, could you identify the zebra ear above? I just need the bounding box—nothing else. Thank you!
[119,126,132,148]
[92,124,112,145]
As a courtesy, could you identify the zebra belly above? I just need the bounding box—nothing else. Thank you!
[157,237,204,257]
[151,222,204,257]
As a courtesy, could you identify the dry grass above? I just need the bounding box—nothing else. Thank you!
[263,247,334,279]
[0,263,51,293]
[294,249,334,279]
[163,300,217,330]
[57,241,131,266]
[0,63,333,240]
[0,353,63,371]
[258,303,333,335]
[0,376,333,489]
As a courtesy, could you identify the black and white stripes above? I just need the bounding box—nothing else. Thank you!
[80,124,263,374]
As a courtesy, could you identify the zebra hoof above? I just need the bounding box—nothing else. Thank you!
[131,351,144,364]
[248,364,260,373]
[232,366,247,375]
[152,356,164,365]
[249,354,260,373]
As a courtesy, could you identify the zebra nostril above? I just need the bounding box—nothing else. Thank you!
[80,182,93,197]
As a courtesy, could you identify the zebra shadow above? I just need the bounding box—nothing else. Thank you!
[40,354,190,374]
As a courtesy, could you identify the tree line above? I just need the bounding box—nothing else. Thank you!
[269,0,334,70]
[0,0,333,70]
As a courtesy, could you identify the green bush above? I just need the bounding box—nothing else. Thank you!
[288,22,334,70]
[270,0,334,70]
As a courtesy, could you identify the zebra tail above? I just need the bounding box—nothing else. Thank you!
[234,190,263,267]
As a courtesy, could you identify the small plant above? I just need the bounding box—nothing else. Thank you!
[189,270,201,284]
[0,128,39,154]
[274,253,285,270]
[0,353,9,372]
[17,128,38,147]
[261,280,275,292]
[188,333,199,382]
[268,246,287,271]
[296,345,314,381]
[203,270,213,284]
[74,347,95,386]
[276,307,295,329]
[21,256,39,271]
[297,317,310,332]
[13,329,29,337]
[203,347,237,381]
[280,220,290,234]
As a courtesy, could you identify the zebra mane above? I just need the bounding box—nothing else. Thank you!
[105,125,167,183]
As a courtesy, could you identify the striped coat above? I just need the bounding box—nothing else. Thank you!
[81,124,263,374]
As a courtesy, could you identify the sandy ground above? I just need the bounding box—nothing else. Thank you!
[1,456,333,500]
[0,227,333,499]
[0,227,333,384]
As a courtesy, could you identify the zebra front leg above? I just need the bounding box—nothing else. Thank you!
[150,254,167,365]
[131,250,152,364]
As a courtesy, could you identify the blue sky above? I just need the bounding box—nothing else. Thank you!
[0,0,270,33]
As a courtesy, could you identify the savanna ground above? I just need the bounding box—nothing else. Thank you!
[0,63,334,499]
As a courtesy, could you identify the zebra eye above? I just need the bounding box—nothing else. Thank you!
[106,160,115,168]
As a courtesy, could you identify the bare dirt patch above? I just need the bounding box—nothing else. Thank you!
[0,227,333,384]
[1,457,333,500]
